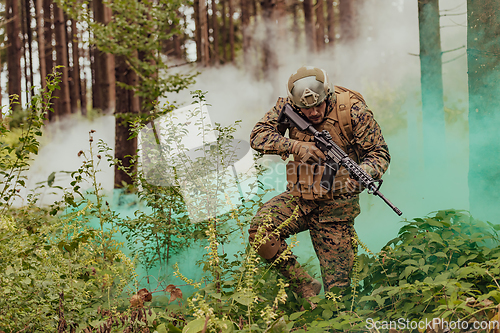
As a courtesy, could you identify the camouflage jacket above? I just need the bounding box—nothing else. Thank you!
[249,94,390,180]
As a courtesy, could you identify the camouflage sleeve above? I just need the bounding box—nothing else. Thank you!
[250,97,295,160]
[351,101,391,179]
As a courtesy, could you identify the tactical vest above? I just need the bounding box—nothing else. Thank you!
[286,86,365,200]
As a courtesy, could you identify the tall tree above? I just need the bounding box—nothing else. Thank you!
[228,0,235,62]
[303,0,316,52]
[418,0,445,171]
[240,0,250,66]
[211,0,219,65]
[35,0,46,91]
[221,0,228,62]
[53,3,71,116]
[6,0,23,108]
[22,0,35,102]
[467,0,500,221]
[315,0,325,51]
[43,0,55,121]
[114,54,140,187]
[326,0,335,45]
[261,0,277,77]
[93,0,115,112]
[69,19,81,114]
[193,0,202,62]
[199,0,210,66]
[60,0,197,187]
[339,0,358,42]
[276,0,286,39]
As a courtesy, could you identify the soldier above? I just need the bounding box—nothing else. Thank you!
[248,66,391,301]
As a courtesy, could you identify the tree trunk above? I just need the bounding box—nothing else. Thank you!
[199,0,210,66]
[261,0,277,78]
[326,0,335,45]
[43,0,55,121]
[315,0,325,51]
[303,0,316,52]
[69,19,81,114]
[292,0,300,49]
[93,0,115,112]
[220,0,227,62]
[240,0,250,66]
[276,0,286,38]
[467,0,500,221]
[211,0,219,65]
[339,0,358,42]
[228,0,235,62]
[81,33,88,115]
[251,0,257,17]
[90,46,100,111]
[418,0,445,172]
[6,0,23,109]
[193,0,202,62]
[35,0,46,90]
[114,55,140,188]
[53,3,71,117]
[20,0,30,103]
[23,0,35,102]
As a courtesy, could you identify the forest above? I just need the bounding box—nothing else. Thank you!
[1,0,500,332]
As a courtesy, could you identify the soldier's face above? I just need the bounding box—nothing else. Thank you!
[300,101,326,124]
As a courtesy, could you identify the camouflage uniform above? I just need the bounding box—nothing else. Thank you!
[249,92,390,292]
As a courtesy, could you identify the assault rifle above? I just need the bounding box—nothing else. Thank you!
[278,103,403,216]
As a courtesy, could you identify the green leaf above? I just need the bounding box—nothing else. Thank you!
[156,324,168,333]
[5,266,15,275]
[233,292,254,306]
[458,255,468,266]
[289,310,307,321]
[265,317,288,333]
[182,318,206,333]
[25,145,38,154]
[322,309,333,319]
[167,324,183,333]
[47,172,56,187]
[402,259,419,266]
[400,266,418,279]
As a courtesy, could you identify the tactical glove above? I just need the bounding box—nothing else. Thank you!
[291,141,326,163]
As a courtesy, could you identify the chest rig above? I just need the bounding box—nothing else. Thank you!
[286,86,365,200]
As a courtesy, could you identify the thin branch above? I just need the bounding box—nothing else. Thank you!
[439,2,466,12]
[442,52,466,64]
[442,45,466,54]
[440,12,466,17]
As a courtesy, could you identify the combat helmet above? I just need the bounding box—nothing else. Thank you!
[287,66,332,108]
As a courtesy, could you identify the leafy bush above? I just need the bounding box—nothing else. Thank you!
[285,210,500,332]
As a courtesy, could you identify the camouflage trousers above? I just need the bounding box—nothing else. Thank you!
[248,191,360,291]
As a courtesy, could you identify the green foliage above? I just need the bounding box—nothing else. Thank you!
[60,0,197,112]
[0,74,136,332]
[284,210,500,332]
[0,71,61,212]
[355,210,500,324]
[4,73,500,332]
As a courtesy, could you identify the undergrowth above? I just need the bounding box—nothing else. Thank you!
[2,82,500,333]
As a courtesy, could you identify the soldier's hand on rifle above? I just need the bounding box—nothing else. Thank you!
[345,178,362,193]
[292,141,326,163]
